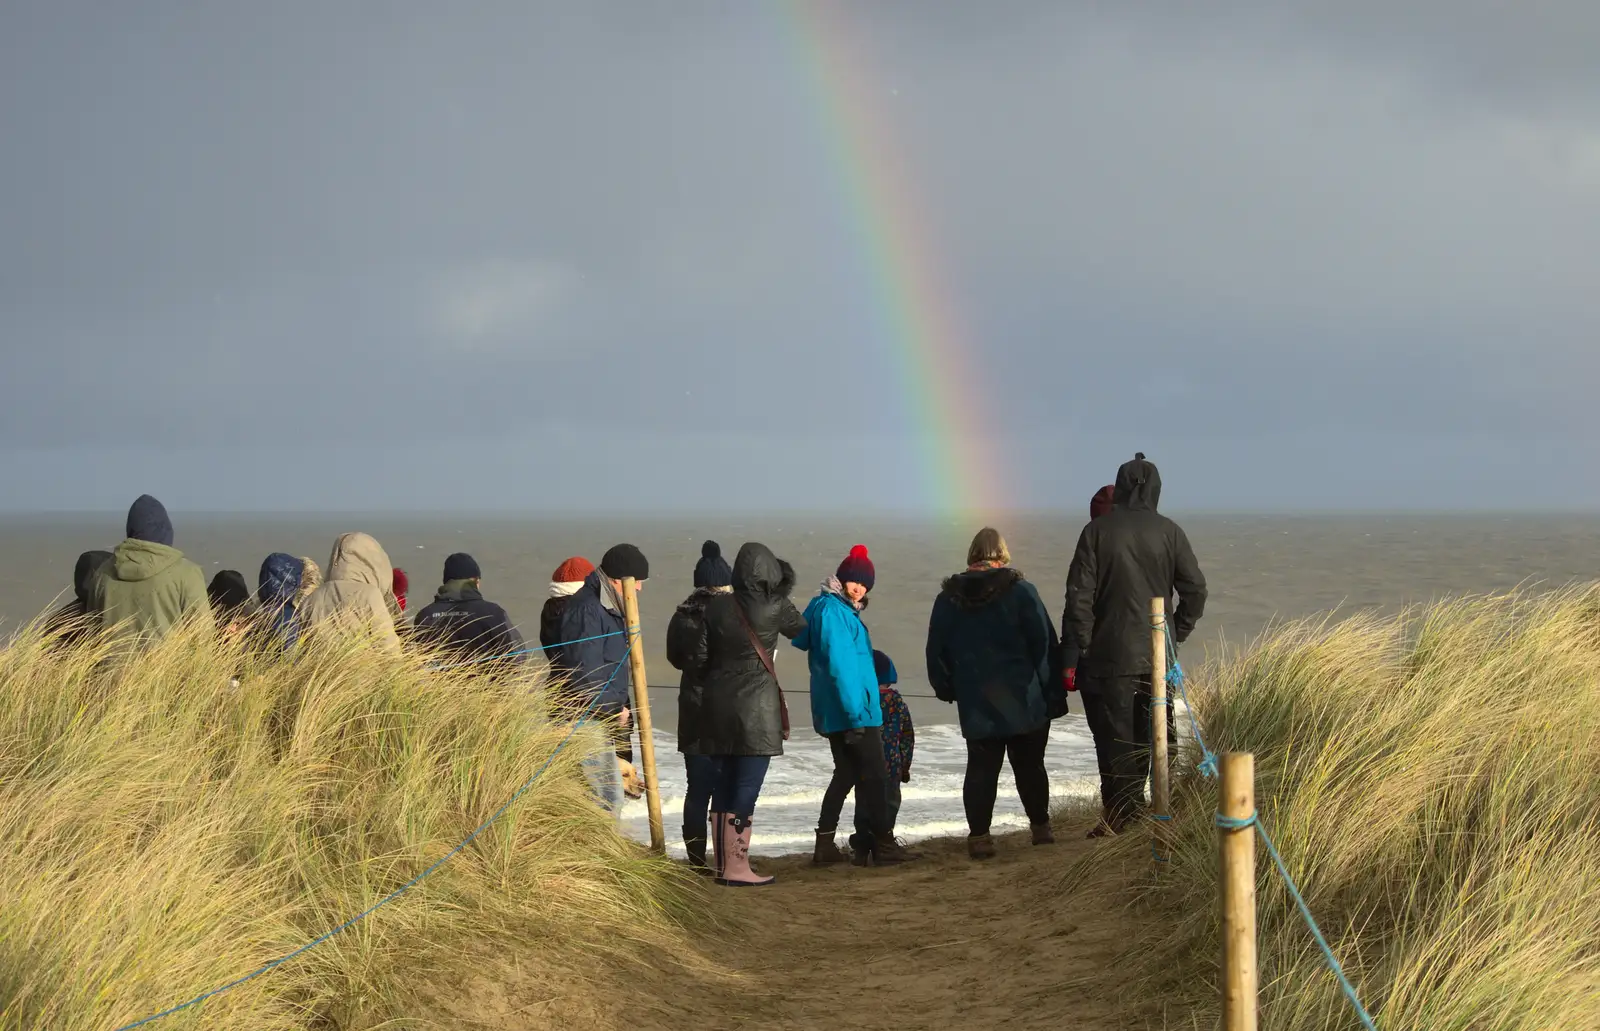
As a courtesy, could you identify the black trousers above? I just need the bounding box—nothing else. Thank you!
[963,726,1051,836]
[817,728,889,840]
[1080,674,1175,825]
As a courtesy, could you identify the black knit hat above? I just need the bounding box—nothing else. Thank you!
[601,543,650,582]
[443,552,481,582]
[693,540,733,589]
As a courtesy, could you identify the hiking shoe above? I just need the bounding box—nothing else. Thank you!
[852,833,909,867]
[1031,822,1056,846]
[812,830,849,866]
[968,833,997,860]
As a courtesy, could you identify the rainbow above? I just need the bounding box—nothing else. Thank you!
[779,0,1006,521]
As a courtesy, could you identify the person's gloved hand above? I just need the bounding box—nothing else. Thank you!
[843,727,865,746]
[1063,668,1078,692]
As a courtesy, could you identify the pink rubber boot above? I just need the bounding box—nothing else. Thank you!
[714,814,775,887]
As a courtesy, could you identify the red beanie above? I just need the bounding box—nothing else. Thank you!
[551,556,596,584]
[392,567,409,610]
[1090,485,1116,520]
[836,544,876,592]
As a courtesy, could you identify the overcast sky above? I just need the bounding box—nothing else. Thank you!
[2,1,1597,513]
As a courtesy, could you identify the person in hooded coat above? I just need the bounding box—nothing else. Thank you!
[88,495,209,647]
[551,544,650,814]
[1063,486,1118,826]
[411,552,524,668]
[669,542,805,886]
[42,549,114,643]
[254,553,305,652]
[665,541,735,872]
[541,555,596,677]
[298,532,403,653]
[927,528,1061,859]
[207,570,252,632]
[1064,453,1207,834]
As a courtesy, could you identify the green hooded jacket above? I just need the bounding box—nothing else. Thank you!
[89,538,209,645]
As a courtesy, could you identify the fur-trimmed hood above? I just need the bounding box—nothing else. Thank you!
[733,543,797,600]
[939,567,1026,609]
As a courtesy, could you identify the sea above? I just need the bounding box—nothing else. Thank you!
[4,512,1597,855]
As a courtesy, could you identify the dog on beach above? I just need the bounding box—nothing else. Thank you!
[617,757,645,800]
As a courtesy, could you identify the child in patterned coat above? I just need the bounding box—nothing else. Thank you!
[873,650,915,835]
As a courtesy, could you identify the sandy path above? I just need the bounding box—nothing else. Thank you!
[620,828,1139,1031]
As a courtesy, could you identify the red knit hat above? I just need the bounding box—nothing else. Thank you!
[1090,485,1116,519]
[392,567,409,611]
[551,556,595,584]
[836,544,876,592]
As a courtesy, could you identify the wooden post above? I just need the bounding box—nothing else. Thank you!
[1150,596,1169,860]
[620,577,665,854]
[1219,752,1258,1031]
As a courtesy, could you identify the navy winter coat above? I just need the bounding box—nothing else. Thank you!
[926,567,1059,741]
[411,581,524,667]
[550,570,632,716]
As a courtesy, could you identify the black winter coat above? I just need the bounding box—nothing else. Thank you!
[926,567,1060,741]
[666,543,805,757]
[1063,457,1208,679]
[412,581,524,666]
[540,594,577,675]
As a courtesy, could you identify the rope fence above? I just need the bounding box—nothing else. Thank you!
[1157,619,1379,1031]
[112,628,639,1031]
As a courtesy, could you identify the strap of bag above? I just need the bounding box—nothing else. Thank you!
[734,601,790,739]
[734,602,778,683]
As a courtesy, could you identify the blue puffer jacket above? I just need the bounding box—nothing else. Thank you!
[550,570,632,716]
[791,587,881,734]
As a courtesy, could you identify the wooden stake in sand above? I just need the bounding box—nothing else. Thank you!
[620,577,665,853]
[1219,752,1258,1031]
[1150,596,1170,860]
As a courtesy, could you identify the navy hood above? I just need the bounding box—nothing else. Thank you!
[258,553,304,607]
[125,494,175,547]
[73,550,114,604]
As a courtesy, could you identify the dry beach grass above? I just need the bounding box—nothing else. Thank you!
[4,587,1598,1029]
[0,620,713,1030]
[1072,586,1600,1029]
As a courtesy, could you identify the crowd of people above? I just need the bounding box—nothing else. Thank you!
[38,452,1208,889]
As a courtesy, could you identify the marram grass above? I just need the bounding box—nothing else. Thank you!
[0,620,706,1030]
[1080,586,1600,1030]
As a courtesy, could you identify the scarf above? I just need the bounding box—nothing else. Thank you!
[596,574,625,615]
[548,580,584,599]
[820,575,861,611]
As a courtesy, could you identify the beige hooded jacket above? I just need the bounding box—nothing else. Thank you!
[298,532,401,652]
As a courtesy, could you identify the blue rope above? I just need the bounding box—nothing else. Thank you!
[111,631,640,1030]
[1212,810,1379,1031]
[1151,617,1375,1027]
[427,628,627,671]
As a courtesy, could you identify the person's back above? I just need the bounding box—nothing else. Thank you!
[411,552,522,666]
[90,495,208,646]
[1064,454,1207,679]
[927,565,1055,740]
[1063,455,1206,832]
[299,532,402,652]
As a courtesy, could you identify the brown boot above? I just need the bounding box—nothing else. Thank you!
[852,832,909,867]
[1086,807,1119,839]
[1031,822,1056,846]
[812,830,849,866]
[968,833,997,860]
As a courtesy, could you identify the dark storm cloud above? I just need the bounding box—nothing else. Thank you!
[2,1,1597,510]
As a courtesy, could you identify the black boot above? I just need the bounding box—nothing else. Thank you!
[684,825,711,875]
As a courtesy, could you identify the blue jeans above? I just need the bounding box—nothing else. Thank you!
[706,755,771,819]
[683,754,716,838]
[582,742,622,817]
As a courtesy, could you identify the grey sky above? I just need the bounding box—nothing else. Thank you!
[2,1,1596,513]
